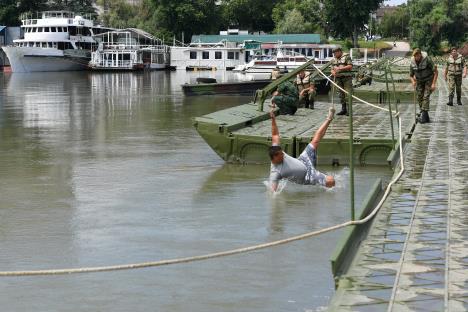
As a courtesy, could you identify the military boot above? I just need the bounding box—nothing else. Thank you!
[419,110,430,124]
[457,95,462,105]
[447,95,453,106]
[337,104,348,116]
[310,99,315,110]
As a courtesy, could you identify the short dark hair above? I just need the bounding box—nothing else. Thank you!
[269,145,282,160]
[451,47,457,52]
[332,47,342,53]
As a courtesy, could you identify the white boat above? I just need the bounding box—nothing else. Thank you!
[90,29,169,71]
[2,11,113,73]
[235,49,310,74]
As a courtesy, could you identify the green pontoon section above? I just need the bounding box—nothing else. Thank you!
[194,57,414,166]
[194,101,416,165]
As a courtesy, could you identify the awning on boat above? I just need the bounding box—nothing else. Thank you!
[0,26,6,33]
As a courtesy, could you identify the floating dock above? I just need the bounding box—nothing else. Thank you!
[194,100,415,166]
[329,78,468,310]
[182,80,272,96]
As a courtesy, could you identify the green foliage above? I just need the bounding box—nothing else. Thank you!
[408,0,456,55]
[379,5,410,39]
[272,0,323,34]
[98,0,139,29]
[220,0,278,33]
[323,0,384,47]
[48,0,96,15]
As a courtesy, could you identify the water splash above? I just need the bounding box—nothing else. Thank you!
[263,179,288,196]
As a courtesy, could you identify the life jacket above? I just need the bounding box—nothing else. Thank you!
[332,53,353,77]
[410,52,434,81]
[447,53,464,75]
[295,72,312,89]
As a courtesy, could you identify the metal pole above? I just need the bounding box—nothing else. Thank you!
[348,89,355,221]
[384,64,396,148]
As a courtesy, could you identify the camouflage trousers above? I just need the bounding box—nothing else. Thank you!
[448,74,462,98]
[298,89,316,108]
[273,95,298,115]
[335,76,353,106]
[416,79,433,111]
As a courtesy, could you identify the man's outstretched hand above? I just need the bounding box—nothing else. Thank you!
[327,107,336,121]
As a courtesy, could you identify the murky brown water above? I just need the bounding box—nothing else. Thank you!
[0,70,392,311]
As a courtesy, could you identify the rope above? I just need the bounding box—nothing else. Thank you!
[312,64,390,113]
[0,66,407,277]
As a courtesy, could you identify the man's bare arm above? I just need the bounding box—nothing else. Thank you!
[270,110,280,145]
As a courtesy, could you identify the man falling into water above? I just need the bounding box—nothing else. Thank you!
[268,106,336,192]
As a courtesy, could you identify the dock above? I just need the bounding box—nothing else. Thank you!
[329,78,468,310]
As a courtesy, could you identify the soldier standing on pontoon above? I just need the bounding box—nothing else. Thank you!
[409,48,438,124]
[331,47,353,116]
[444,47,467,106]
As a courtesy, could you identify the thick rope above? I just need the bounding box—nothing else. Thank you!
[312,64,390,113]
[0,69,406,277]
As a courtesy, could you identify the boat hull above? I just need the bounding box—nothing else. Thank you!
[2,46,88,73]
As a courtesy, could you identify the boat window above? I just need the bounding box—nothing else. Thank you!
[215,51,222,59]
[48,42,52,48]
[42,42,46,48]
[227,51,235,60]
[190,51,197,59]
[32,27,37,32]
[235,52,239,60]
[68,26,76,36]
[38,27,43,32]
[314,50,320,58]
[51,27,56,32]
[202,51,209,59]
[44,27,50,32]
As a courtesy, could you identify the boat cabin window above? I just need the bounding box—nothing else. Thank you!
[202,51,209,59]
[48,42,52,48]
[328,49,333,57]
[227,51,234,60]
[215,51,222,59]
[190,51,197,59]
[235,52,239,60]
[314,50,320,58]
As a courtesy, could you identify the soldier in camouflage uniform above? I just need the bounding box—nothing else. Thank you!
[295,70,316,109]
[331,47,353,116]
[271,80,299,115]
[444,47,467,106]
[410,48,438,124]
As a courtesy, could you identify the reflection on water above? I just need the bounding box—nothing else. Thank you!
[0,71,392,311]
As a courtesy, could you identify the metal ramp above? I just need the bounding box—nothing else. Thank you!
[329,79,468,311]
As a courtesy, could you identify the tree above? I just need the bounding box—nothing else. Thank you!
[272,0,324,34]
[274,9,308,34]
[408,0,451,54]
[324,0,384,47]
[148,0,220,42]
[0,0,48,26]
[379,5,410,39]
[48,0,97,15]
[98,0,139,29]
[220,0,279,33]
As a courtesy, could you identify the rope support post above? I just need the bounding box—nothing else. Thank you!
[348,89,355,221]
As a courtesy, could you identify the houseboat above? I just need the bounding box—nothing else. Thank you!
[90,28,169,70]
[170,41,245,70]
[1,11,114,73]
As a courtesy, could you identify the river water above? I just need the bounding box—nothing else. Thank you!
[0,70,392,311]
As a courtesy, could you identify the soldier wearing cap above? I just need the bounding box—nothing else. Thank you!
[271,80,299,115]
[410,48,438,124]
[444,47,467,106]
[295,70,316,109]
[331,47,353,116]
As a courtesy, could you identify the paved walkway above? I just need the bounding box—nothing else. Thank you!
[329,78,468,310]
[385,41,411,57]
